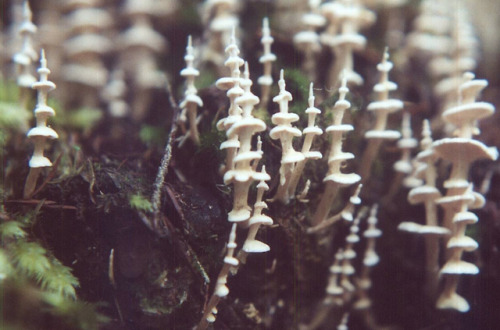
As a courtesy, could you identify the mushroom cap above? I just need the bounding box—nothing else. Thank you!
[302,13,326,27]
[228,208,251,223]
[258,76,273,86]
[440,260,479,275]
[32,80,56,93]
[180,67,200,77]
[367,99,404,113]
[62,64,108,87]
[27,126,58,139]
[269,125,301,139]
[432,138,498,163]
[242,240,270,253]
[436,292,470,313]
[34,105,56,117]
[442,102,494,127]
[65,8,112,30]
[210,15,239,33]
[293,31,320,46]
[453,211,478,224]
[220,138,240,150]
[119,25,165,53]
[398,222,450,235]
[248,214,273,227]
[64,34,112,57]
[304,151,322,160]
[180,94,203,108]
[326,124,354,133]
[408,185,441,204]
[282,150,305,164]
[303,126,323,135]
[447,236,478,251]
[29,155,53,168]
[259,53,277,63]
[365,130,401,140]
[324,172,361,186]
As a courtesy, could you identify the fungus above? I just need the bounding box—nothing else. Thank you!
[293,0,325,80]
[24,50,58,199]
[433,73,497,312]
[269,69,304,203]
[312,74,360,226]
[288,83,323,200]
[178,35,203,146]
[12,1,38,111]
[359,48,403,181]
[258,17,277,107]
[197,224,239,329]
[224,62,267,224]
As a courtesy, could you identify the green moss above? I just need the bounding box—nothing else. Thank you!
[139,124,168,147]
[129,193,153,212]
[0,221,27,241]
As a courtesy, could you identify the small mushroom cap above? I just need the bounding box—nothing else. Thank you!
[326,124,354,133]
[440,260,479,275]
[453,211,478,224]
[282,150,306,164]
[220,139,240,150]
[324,173,361,186]
[367,99,404,113]
[442,102,494,127]
[447,236,478,251]
[436,292,470,313]
[398,222,450,235]
[432,138,498,163]
[29,155,53,168]
[408,185,441,204]
[228,208,251,223]
[304,151,322,160]
[27,126,58,139]
[293,31,320,46]
[269,125,302,139]
[242,240,270,253]
[365,130,401,140]
[64,35,112,57]
[180,94,203,108]
[258,76,273,86]
[34,105,56,117]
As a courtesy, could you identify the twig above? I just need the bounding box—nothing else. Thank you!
[151,79,180,232]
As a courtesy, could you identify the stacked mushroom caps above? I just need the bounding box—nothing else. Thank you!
[223,63,268,224]
[359,49,403,180]
[216,29,245,174]
[61,0,112,106]
[269,70,304,203]
[320,0,375,88]
[312,76,360,226]
[12,1,38,93]
[433,73,497,312]
[178,36,203,146]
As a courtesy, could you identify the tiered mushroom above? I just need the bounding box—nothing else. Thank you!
[118,0,167,121]
[320,0,375,89]
[288,83,323,201]
[223,63,267,224]
[61,0,112,107]
[269,70,304,203]
[178,36,203,146]
[293,0,326,81]
[216,28,245,174]
[24,50,58,199]
[258,18,277,107]
[359,49,403,181]
[12,1,38,110]
[312,75,360,226]
[433,73,497,312]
